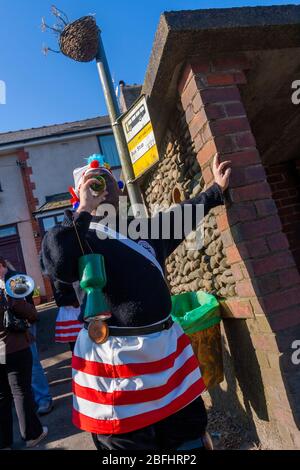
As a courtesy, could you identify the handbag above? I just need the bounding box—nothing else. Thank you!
[1,289,30,333]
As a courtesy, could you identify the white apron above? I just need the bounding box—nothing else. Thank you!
[72,322,205,434]
[55,306,83,343]
[72,223,205,434]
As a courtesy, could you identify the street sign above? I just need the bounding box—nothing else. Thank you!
[121,95,159,179]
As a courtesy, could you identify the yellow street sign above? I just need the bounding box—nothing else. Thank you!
[121,95,159,178]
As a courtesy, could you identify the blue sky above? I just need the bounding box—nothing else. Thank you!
[0,0,298,133]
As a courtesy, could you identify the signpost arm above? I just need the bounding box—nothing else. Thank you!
[96,33,147,217]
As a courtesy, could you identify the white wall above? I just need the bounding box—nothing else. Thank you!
[26,135,100,205]
[18,221,45,294]
[0,153,45,294]
[0,153,30,224]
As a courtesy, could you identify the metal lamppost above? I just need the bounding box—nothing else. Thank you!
[95,34,145,215]
[42,8,145,216]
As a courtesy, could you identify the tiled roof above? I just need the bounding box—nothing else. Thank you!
[0,116,111,146]
[34,193,71,214]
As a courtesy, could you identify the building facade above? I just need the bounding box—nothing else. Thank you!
[0,116,120,300]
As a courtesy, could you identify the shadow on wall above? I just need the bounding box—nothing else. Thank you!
[264,160,300,432]
[278,324,300,430]
[209,319,268,444]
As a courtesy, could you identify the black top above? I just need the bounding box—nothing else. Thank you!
[52,280,79,308]
[41,184,224,328]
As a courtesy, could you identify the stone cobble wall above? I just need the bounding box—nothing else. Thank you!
[144,103,236,298]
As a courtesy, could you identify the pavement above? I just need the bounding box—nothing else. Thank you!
[12,303,95,451]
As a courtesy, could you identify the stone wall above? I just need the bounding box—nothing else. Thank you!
[144,102,236,298]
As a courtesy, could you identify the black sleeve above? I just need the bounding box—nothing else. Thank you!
[40,209,92,284]
[153,183,225,258]
[52,280,78,307]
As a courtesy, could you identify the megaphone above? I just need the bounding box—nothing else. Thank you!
[5,274,35,299]
[79,254,111,344]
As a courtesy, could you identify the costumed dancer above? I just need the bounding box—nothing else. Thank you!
[41,153,231,451]
[52,280,83,352]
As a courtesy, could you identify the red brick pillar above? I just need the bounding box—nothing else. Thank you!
[179,55,300,449]
[18,150,53,302]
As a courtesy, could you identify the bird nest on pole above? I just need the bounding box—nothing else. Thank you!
[59,16,99,62]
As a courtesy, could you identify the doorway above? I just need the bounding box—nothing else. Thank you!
[0,225,26,273]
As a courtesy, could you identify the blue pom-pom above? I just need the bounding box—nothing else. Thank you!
[118,180,124,190]
[86,154,106,167]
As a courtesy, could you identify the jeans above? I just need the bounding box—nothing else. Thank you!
[30,324,52,408]
[0,348,43,448]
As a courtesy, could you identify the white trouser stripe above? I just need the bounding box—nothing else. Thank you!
[73,366,201,420]
[73,341,194,393]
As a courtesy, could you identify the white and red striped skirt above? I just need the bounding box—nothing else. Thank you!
[72,321,206,435]
[55,306,83,343]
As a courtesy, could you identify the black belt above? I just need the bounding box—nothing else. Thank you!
[84,316,173,336]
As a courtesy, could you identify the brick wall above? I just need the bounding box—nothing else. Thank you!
[17,150,53,301]
[266,160,300,271]
[176,54,300,449]
[144,103,236,298]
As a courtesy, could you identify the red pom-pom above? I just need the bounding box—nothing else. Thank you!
[90,160,100,169]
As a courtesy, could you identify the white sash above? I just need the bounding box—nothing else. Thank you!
[89,222,164,278]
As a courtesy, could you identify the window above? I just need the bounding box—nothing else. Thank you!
[98,134,120,168]
[0,225,17,238]
[40,214,65,235]
[56,214,65,223]
[42,217,57,233]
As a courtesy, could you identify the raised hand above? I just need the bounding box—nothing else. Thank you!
[77,175,108,214]
[212,154,231,192]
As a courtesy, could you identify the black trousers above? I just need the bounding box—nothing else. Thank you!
[0,347,43,448]
[92,395,207,450]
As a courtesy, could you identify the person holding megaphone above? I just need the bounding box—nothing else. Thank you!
[0,257,48,449]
